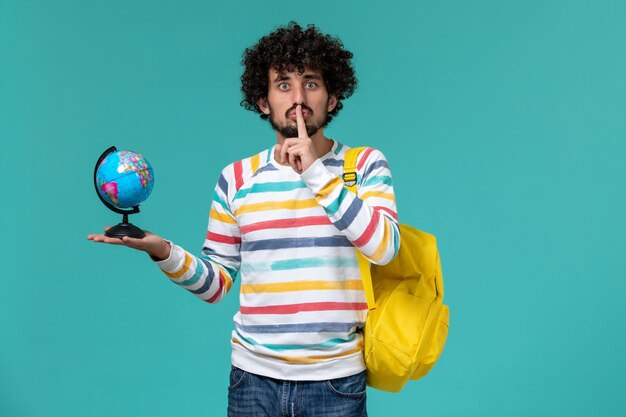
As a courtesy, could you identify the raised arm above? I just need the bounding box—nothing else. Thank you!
[300,147,400,265]
[87,168,241,304]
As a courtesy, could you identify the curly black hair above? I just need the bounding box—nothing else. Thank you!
[241,22,357,123]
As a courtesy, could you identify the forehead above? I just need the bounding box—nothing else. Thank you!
[268,66,324,81]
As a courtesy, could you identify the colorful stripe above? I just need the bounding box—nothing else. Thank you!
[235,321,364,334]
[361,190,395,202]
[374,206,398,220]
[325,186,349,215]
[205,266,233,303]
[206,271,225,303]
[240,216,331,234]
[236,331,357,351]
[363,175,392,187]
[315,176,343,200]
[271,343,363,364]
[369,220,392,262]
[241,235,352,252]
[232,339,364,364]
[357,147,375,170]
[206,231,241,245]
[210,208,236,224]
[332,197,362,231]
[218,265,233,293]
[176,259,206,287]
[201,248,241,264]
[251,153,260,174]
[234,180,306,200]
[362,160,389,179]
[322,158,344,167]
[234,199,318,216]
[255,163,277,175]
[165,252,193,279]
[240,279,363,294]
[189,271,214,294]
[241,257,357,273]
[212,190,230,212]
[240,302,368,315]
[353,209,381,248]
[217,174,228,195]
[233,160,244,191]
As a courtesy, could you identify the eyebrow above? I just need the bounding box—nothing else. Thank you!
[303,73,323,81]
[273,74,291,82]
[272,73,324,83]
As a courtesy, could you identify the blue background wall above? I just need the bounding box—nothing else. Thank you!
[1,1,625,416]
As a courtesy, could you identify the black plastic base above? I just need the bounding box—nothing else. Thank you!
[105,222,146,239]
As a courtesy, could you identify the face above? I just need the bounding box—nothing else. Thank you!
[258,67,338,138]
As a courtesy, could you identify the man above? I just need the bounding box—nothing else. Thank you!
[88,22,400,416]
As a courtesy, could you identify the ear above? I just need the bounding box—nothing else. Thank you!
[327,94,338,112]
[257,97,270,115]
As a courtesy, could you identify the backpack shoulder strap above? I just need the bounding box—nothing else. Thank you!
[343,147,377,311]
[343,146,366,190]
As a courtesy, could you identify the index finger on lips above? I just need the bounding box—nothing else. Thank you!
[296,105,307,138]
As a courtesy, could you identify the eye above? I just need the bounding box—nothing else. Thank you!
[278,82,290,90]
[305,81,318,89]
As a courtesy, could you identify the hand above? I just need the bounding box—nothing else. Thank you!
[87,227,171,260]
[277,105,318,174]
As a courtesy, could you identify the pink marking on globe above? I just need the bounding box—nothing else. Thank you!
[100,182,119,205]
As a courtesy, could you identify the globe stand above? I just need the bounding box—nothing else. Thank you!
[106,213,146,239]
[94,146,147,240]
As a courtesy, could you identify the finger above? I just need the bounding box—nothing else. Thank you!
[87,227,113,241]
[280,139,292,164]
[87,233,108,241]
[87,233,107,242]
[89,234,124,244]
[104,237,127,245]
[121,235,147,247]
[296,105,307,138]
[288,151,299,171]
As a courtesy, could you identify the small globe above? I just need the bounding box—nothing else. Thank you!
[96,149,154,209]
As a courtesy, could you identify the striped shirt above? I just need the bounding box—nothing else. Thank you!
[157,140,400,380]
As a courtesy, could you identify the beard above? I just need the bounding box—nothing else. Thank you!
[268,103,330,138]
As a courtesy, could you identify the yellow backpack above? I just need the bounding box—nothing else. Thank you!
[344,147,450,392]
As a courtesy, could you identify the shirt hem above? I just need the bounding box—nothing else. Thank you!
[231,343,366,381]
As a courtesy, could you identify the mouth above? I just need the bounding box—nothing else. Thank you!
[288,107,311,120]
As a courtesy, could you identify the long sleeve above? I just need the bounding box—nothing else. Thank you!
[151,143,397,381]
[300,147,400,265]
[156,169,241,303]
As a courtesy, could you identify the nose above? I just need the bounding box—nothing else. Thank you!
[291,83,305,105]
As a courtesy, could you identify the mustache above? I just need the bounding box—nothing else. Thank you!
[285,104,314,118]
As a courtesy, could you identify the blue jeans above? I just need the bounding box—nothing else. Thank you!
[227,366,368,417]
